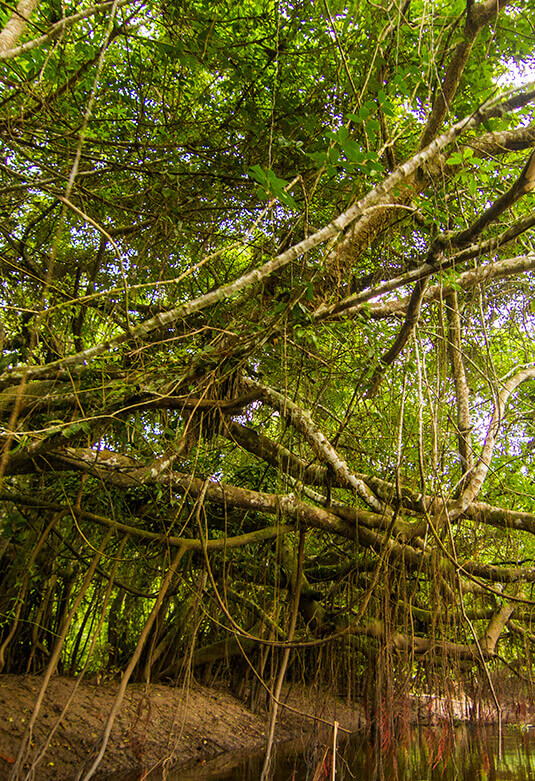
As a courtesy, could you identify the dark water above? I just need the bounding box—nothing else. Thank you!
[166,724,535,781]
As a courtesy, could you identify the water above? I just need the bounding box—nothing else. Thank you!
[166,724,535,780]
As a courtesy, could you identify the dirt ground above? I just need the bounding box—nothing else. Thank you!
[0,675,363,780]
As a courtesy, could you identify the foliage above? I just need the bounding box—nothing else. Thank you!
[2,0,535,774]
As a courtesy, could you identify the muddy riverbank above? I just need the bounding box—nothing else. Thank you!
[0,675,363,779]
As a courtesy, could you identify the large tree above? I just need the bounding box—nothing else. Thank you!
[1,0,535,775]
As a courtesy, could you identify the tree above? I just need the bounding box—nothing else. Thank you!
[1,0,535,775]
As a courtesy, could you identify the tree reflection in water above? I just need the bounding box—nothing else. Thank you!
[167,725,535,781]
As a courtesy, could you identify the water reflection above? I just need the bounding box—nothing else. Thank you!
[168,725,535,781]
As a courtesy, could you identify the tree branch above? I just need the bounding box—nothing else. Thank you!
[419,0,511,149]
[454,366,535,515]
[0,0,136,60]
[2,88,531,389]
[242,378,390,513]
[446,291,474,483]
[0,0,41,56]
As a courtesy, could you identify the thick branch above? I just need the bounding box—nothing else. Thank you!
[0,0,41,56]
[472,124,535,156]
[419,0,510,149]
[480,599,515,654]
[455,366,535,515]
[224,419,329,486]
[346,619,489,660]
[0,487,293,551]
[5,468,535,587]
[242,379,389,513]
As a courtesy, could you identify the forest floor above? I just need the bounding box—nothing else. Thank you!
[0,674,364,780]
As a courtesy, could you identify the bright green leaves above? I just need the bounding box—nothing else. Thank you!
[248,165,297,209]
[446,147,479,196]
[293,302,319,348]
[307,122,385,180]
[440,270,462,293]
[61,420,92,438]
[446,148,475,166]
[304,90,395,182]
[153,40,199,68]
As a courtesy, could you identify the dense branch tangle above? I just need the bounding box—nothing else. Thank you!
[2,0,535,774]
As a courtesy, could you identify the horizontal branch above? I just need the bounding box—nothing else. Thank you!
[9,451,535,587]
[334,251,535,322]
[0,488,293,551]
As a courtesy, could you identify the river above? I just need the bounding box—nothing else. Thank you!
[169,724,535,780]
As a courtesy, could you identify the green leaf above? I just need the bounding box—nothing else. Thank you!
[248,164,268,185]
[446,152,463,165]
[366,118,380,134]
[341,139,363,161]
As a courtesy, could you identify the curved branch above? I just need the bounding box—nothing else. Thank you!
[419,0,511,149]
[427,148,535,262]
[331,250,535,322]
[242,378,390,513]
[455,366,535,515]
[5,471,535,588]
[0,487,293,551]
[367,277,428,395]
[480,599,515,654]
[224,419,330,486]
[318,194,535,325]
[472,124,535,156]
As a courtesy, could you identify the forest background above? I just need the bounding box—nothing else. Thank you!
[1,0,535,776]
